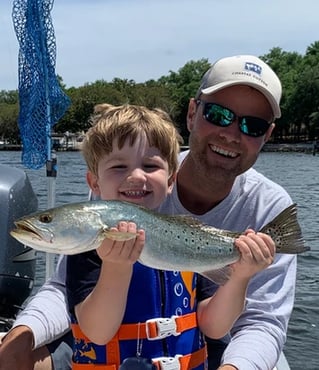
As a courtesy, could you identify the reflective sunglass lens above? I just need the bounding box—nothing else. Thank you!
[204,104,233,127]
[201,101,270,137]
[240,117,269,137]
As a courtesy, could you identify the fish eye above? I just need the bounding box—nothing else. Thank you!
[39,214,53,223]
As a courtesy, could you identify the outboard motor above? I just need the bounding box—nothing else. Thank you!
[0,164,38,330]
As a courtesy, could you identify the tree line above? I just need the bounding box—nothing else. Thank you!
[1,42,319,145]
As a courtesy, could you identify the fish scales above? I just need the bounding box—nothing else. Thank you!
[10,200,309,285]
[84,202,240,272]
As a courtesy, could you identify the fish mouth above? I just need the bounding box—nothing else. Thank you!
[11,220,45,241]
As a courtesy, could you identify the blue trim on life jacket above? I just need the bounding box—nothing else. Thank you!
[72,263,206,369]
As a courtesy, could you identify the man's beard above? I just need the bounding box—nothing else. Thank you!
[188,134,239,186]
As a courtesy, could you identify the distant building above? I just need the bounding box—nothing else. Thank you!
[51,132,80,151]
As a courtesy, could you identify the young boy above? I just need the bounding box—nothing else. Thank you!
[66,103,275,369]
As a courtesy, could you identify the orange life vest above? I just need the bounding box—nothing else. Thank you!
[71,263,207,369]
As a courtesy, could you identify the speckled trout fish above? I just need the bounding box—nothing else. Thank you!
[10,200,309,284]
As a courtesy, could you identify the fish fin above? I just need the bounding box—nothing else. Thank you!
[260,204,310,254]
[161,214,240,239]
[182,215,206,225]
[103,230,138,241]
[200,266,233,285]
[175,215,242,237]
[166,214,206,227]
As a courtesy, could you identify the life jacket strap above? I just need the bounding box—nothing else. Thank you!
[145,312,197,340]
[72,346,207,370]
[121,312,197,340]
[71,312,203,369]
[71,312,197,342]
[72,365,116,369]
[152,346,207,370]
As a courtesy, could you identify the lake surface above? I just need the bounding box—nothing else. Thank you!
[1,150,318,370]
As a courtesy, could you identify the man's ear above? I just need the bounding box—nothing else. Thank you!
[86,171,101,196]
[264,122,275,143]
[186,98,197,132]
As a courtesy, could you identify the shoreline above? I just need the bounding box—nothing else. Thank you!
[262,142,318,154]
[1,142,318,154]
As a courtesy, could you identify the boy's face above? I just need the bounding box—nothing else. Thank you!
[87,134,174,210]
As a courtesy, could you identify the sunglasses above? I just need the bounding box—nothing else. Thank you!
[197,100,271,137]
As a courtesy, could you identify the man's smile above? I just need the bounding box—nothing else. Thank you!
[209,144,239,158]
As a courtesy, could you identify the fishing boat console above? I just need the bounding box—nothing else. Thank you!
[0,165,38,332]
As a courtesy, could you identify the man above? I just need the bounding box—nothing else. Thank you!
[0,55,296,370]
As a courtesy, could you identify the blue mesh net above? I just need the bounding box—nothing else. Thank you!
[12,0,71,169]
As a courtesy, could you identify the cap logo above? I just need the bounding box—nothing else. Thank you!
[244,62,262,75]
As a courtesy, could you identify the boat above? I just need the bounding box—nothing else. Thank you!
[0,165,37,333]
[0,164,291,369]
[274,352,291,370]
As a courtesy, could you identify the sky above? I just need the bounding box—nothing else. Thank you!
[0,0,318,91]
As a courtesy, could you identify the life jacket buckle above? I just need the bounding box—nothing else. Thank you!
[146,316,180,340]
[152,355,182,370]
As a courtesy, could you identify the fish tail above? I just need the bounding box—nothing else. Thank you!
[260,204,310,254]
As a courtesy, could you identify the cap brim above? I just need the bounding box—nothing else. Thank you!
[201,80,281,119]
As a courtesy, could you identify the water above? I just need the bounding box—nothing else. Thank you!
[1,150,318,369]
[254,153,319,370]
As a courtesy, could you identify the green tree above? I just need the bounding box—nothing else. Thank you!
[55,80,123,133]
[261,48,303,141]
[0,102,20,142]
[3,41,319,143]
[158,59,211,142]
[128,80,173,113]
[304,41,319,66]
[0,90,19,104]
[289,64,319,140]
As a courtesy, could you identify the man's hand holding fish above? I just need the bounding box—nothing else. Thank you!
[232,229,275,279]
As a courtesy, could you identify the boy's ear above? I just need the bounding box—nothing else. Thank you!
[86,171,101,196]
[167,172,177,193]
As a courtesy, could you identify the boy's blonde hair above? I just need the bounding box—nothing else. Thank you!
[81,103,183,176]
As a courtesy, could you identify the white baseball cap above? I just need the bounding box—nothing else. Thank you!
[195,55,282,118]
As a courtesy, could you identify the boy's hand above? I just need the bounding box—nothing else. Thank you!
[232,229,275,279]
[97,221,145,265]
